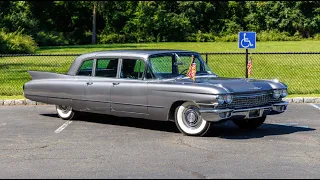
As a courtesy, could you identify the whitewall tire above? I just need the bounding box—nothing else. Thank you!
[175,102,211,136]
[56,105,76,120]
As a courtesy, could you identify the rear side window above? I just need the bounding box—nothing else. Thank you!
[77,60,94,76]
[133,59,146,78]
[120,59,145,79]
[95,58,119,78]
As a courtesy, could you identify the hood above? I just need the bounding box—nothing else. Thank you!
[157,76,287,94]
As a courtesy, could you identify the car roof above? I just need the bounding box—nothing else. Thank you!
[67,49,198,75]
[94,49,197,57]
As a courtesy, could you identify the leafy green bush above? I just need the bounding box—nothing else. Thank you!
[215,34,238,42]
[184,30,304,42]
[193,31,216,42]
[313,34,320,40]
[0,29,37,54]
[184,33,195,42]
[257,30,302,41]
[292,31,303,40]
[35,31,69,46]
[98,33,126,43]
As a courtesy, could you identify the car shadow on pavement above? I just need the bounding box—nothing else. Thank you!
[206,121,316,139]
[41,113,315,139]
[41,112,180,133]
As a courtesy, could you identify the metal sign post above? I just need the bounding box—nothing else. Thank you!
[245,48,248,78]
[238,31,256,78]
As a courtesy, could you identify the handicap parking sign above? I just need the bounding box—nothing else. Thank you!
[238,32,256,49]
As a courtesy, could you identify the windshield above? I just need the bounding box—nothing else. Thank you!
[147,53,216,79]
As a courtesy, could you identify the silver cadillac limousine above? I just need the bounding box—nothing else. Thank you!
[23,50,289,136]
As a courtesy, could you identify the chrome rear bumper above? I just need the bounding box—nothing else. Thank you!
[199,102,288,123]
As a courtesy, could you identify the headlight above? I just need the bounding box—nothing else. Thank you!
[217,95,225,104]
[281,89,288,97]
[224,94,233,104]
[273,89,281,99]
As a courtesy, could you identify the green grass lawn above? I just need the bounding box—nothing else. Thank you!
[36,40,320,54]
[1,95,25,100]
[1,41,320,97]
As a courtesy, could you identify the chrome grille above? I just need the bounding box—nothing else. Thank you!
[217,92,282,109]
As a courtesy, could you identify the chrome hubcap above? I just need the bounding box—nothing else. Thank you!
[187,112,196,123]
[183,106,202,129]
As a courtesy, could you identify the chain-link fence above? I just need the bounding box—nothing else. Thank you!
[204,52,320,94]
[1,52,319,96]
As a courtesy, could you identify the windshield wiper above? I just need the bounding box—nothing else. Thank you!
[158,75,188,82]
[195,74,218,78]
[160,74,218,81]
[174,75,187,80]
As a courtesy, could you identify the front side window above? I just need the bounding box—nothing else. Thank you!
[77,59,94,76]
[149,55,172,74]
[120,59,146,79]
[148,53,213,79]
[95,58,119,78]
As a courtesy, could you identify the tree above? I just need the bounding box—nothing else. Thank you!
[92,1,97,44]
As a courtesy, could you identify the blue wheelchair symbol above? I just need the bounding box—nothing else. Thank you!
[238,32,256,49]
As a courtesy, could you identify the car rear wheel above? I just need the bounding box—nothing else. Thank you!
[56,105,76,120]
[232,116,266,130]
[175,102,211,136]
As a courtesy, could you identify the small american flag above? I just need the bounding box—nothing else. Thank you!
[186,55,196,81]
[247,55,253,77]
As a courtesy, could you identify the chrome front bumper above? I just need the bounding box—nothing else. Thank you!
[199,102,288,123]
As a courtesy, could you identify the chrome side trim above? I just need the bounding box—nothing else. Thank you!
[197,102,218,106]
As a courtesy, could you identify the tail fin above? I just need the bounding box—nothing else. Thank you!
[28,71,68,80]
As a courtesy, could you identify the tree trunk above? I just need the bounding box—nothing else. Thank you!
[92,1,97,44]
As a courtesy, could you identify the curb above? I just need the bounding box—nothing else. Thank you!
[283,97,320,103]
[0,98,320,106]
[0,99,47,106]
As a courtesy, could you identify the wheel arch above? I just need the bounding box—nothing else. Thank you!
[168,101,186,121]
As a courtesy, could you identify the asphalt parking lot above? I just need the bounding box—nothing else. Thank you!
[0,104,319,178]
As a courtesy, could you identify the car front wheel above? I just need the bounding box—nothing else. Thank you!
[232,116,266,130]
[56,105,77,120]
[175,102,211,136]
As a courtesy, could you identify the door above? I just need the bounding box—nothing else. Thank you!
[71,59,94,111]
[85,58,119,113]
[110,58,148,114]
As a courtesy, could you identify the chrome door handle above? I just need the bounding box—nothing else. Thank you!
[86,82,93,85]
[112,82,120,86]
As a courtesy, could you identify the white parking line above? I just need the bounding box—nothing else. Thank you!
[309,104,320,111]
[54,120,73,133]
